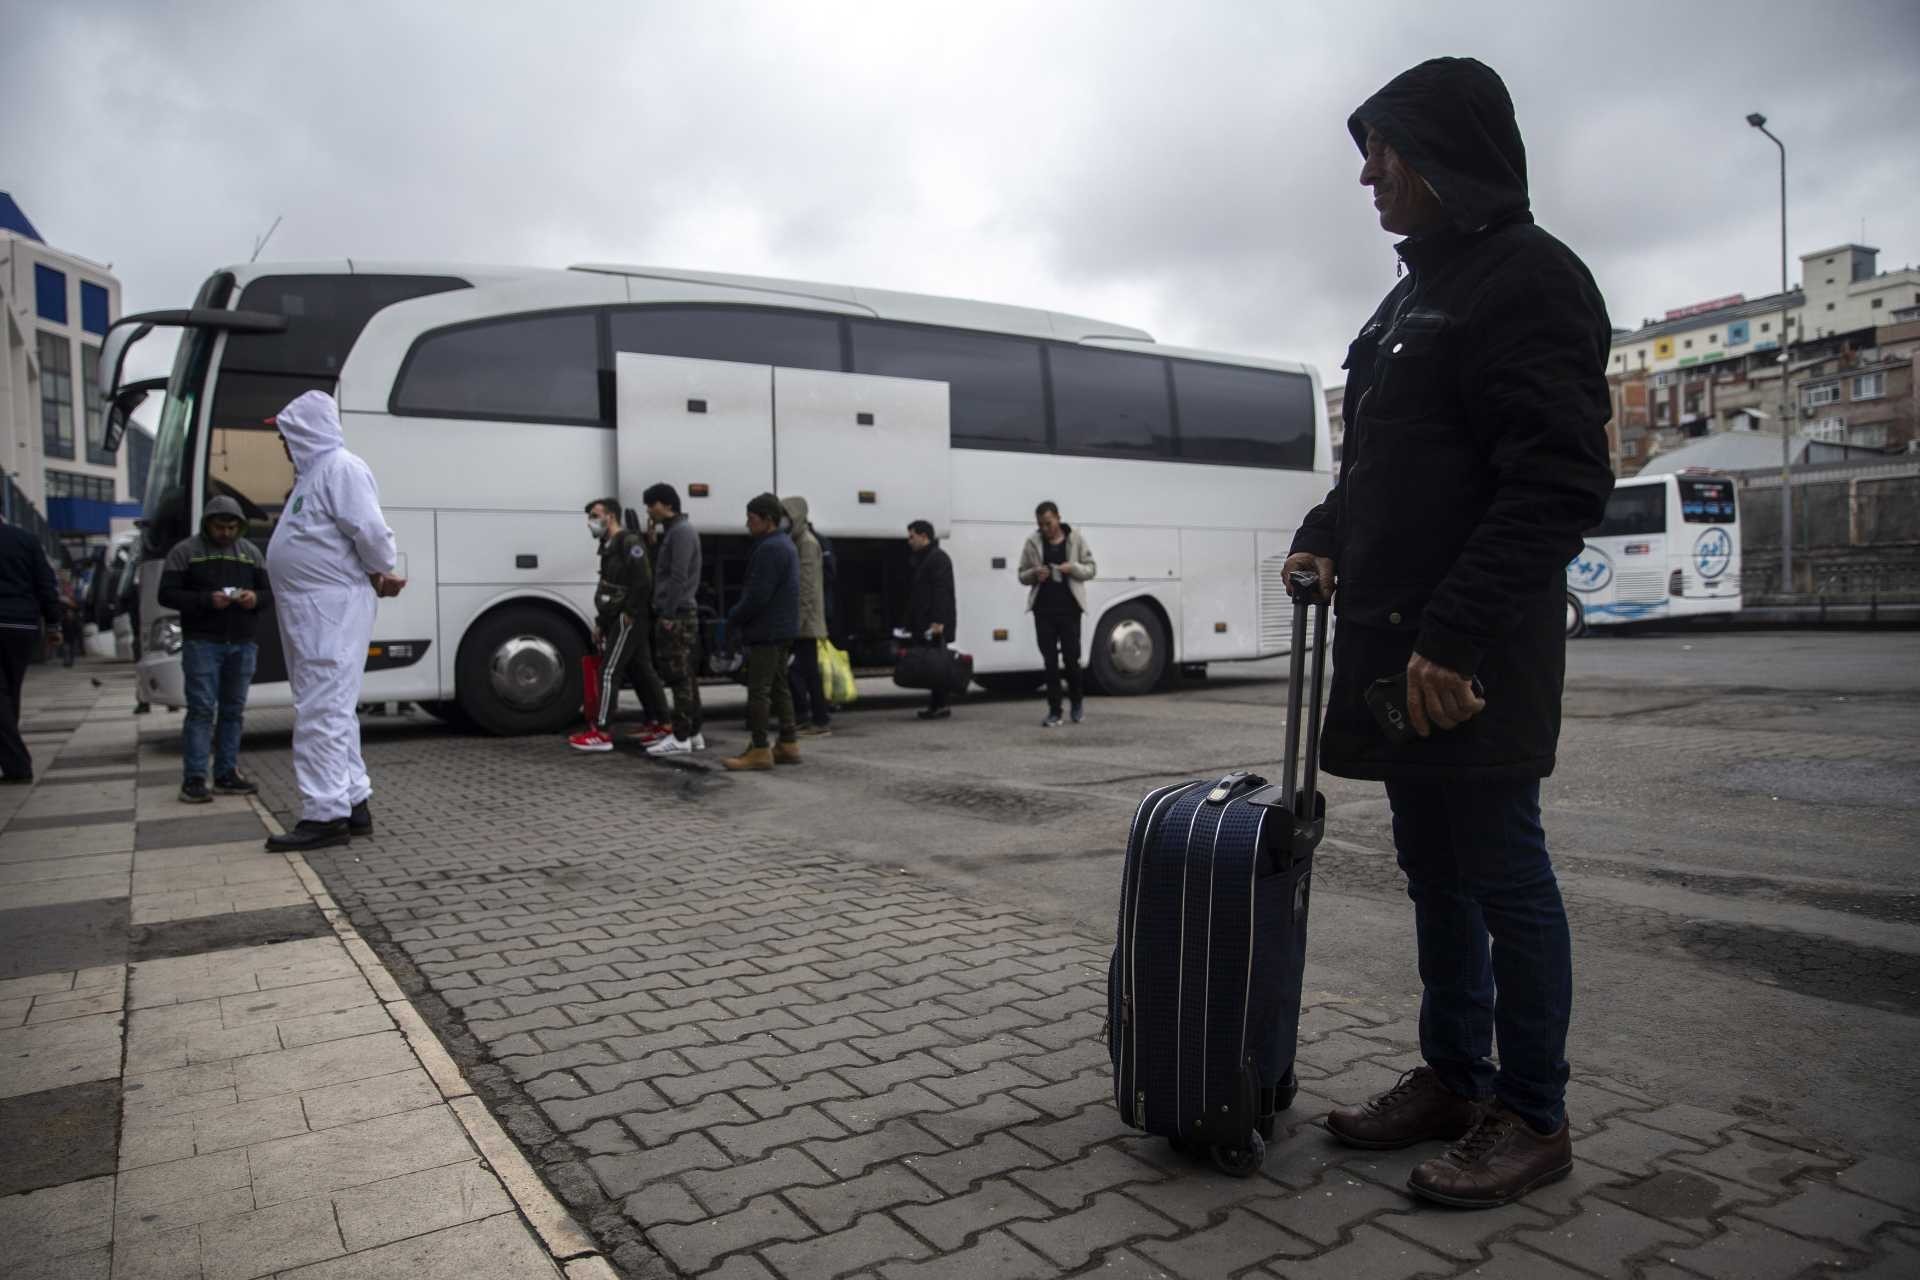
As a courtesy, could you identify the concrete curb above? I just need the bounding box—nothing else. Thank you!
[248,793,617,1275]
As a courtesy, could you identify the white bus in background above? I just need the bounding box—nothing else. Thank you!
[1566,469,1741,636]
[98,262,1330,734]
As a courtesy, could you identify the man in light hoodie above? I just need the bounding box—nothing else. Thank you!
[263,390,405,851]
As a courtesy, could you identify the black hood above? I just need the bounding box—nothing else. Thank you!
[1349,57,1529,233]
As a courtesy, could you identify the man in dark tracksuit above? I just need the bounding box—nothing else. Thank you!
[570,497,670,752]
[0,516,63,783]
[643,483,705,756]
[1284,59,1613,1208]
[158,495,272,801]
[721,492,801,771]
[905,520,957,720]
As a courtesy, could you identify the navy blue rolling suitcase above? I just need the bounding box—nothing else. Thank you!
[1108,572,1328,1176]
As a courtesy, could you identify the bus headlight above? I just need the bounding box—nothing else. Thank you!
[150,617,183,655]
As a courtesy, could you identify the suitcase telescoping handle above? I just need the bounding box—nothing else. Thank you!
[1281,571,1330,820]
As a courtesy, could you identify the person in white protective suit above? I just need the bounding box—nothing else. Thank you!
[262,390,407,851]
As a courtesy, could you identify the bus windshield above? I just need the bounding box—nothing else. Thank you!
[143,326,213,556]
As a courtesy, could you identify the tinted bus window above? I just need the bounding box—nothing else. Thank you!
[394,312,602,423]
[1050,346,1174,457]
[610,306,842,371]
[1677,477,1736,523]
[850,322,1047,451]
[1173,361,1316,469]
[224,275,466,377]
[1592,483,1667,536]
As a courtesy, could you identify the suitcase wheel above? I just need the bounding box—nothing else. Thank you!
[1276,1068,1299,1113]
[1209,1131,1266,1178]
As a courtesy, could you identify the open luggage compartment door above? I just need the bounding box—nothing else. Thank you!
[616,352,773,522]
[773,367,950,537]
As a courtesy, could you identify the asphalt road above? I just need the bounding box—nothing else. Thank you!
[241,627,1920,1162]
[648,628,1920,1160]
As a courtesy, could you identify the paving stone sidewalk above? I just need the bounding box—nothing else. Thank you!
[224,711,1920,1279]
[1,664,612,1279]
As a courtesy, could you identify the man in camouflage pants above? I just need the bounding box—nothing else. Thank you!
[644,484,706,755]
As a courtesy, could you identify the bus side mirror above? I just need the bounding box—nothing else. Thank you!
[102,378,168,455]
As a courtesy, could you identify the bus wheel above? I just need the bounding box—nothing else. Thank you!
[1566,593,1586,639]
[974,672,1042,697]
[456,606,588,736]
[1090,601,1167,696]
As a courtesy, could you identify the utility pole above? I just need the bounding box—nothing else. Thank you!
[1747,114,1793,592]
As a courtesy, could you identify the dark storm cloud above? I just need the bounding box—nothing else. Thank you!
[4,0,1916,395]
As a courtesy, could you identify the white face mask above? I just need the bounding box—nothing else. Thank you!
[589,517,607,539]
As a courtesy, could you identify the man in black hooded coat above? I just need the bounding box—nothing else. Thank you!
[1283,58,1613,1209]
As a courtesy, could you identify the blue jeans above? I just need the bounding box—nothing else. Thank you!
[1385,779,1572,1134]
[182,639,256,783]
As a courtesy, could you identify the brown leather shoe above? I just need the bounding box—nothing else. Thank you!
[772,741,802,765]
[1324,1066,1481,1150]
[721,746,775,771]
[1407,1100,1573,1209]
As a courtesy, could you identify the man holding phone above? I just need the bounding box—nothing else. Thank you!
[159,495,271,803]
[1016,501,1096,727]
[1283,59,1613,1208]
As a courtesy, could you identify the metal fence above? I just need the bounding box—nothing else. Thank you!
[1744,551,1920,601]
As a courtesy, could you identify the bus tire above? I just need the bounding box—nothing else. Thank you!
[1565,593,1586,639]
[455,605,589,736]
[974,672,1042,697]
[1090,601,1167,697]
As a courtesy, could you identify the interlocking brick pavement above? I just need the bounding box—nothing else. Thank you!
[227,720,1920,1279]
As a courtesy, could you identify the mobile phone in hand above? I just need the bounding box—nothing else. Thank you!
[1365,670,1486,743]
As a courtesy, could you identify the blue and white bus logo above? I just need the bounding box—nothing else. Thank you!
[1569,547,1613,593]
[1693,528,1732,579]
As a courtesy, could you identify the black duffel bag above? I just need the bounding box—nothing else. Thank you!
[893,645,974,693]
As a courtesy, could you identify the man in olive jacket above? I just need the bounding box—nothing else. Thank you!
[782,496,832,735]
[1283,58,1613,1210]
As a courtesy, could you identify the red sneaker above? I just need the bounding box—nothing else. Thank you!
[568,729,614,752]
[630,721,673,745]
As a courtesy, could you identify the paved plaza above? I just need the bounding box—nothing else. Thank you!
[4,631,1919,1278]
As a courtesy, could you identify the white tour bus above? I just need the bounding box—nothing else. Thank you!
[97,262,1330,734]
[1566,469,1741,635]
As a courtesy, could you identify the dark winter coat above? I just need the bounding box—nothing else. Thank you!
[1291,57,1614,781]
[157,496,273,644]
[0,522,61,630]
[906,541,956,639]
[727,530,800,646]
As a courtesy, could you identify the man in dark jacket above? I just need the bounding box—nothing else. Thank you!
[1283,58,1613,1209]
[158,495,272,802]
[570,497,670,751]
[721,493,801,770]
[643,483,706,756]
[905,519,957,721]
[0,515,64,783]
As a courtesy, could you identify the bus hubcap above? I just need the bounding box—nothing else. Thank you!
[1108,619,1154,676]
[490,636,564,709]
[1566,599,1579,633]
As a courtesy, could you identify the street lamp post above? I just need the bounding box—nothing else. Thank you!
[1748,112,1792,593]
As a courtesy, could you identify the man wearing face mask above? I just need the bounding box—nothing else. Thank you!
[570,498,669,751]
[263,391,405,851]
[1282,59,1613,1209]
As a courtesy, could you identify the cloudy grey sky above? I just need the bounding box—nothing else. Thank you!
[6,0,1918,393]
